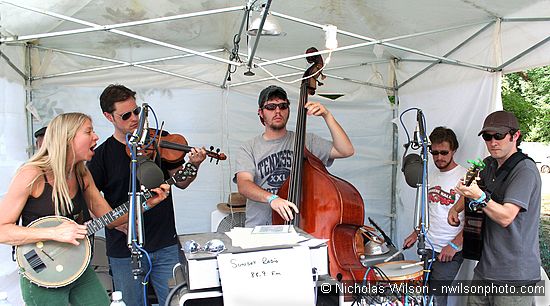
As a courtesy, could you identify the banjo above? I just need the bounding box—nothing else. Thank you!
[16,163,197,288]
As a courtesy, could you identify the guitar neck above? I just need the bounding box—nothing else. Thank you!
[86,177,175,236]
[464,166,480,187]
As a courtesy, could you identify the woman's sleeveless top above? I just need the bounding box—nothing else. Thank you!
[21,174,91,226]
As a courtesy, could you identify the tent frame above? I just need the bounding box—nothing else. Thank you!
[3,0,548,89]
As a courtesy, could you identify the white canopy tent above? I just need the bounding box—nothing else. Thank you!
[1,0,549,303]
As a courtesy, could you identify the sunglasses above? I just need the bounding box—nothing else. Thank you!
[481,132,508,141]
[114,106,141,121]
[183,239,225,254]
[262,102,290,111]
[430,150,450,156]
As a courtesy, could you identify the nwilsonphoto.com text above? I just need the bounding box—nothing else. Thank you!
[319,280,546,297]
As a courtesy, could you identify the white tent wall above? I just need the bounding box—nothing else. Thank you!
[0,45,27,306]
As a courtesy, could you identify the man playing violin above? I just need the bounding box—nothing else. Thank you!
[87,84,207,306]
[234,85,354,227]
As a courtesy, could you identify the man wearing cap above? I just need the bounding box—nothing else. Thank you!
[34,126,47,150]
[234,85,354,227]
[454,110,541,306]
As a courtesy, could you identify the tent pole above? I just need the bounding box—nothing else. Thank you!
[390,59,399,242]
[30,45,224,85]
[246,0,273,70]
[223,3,251,88]
[270,11,493,71]
[398,21,496,89]
[231,61,393,90]
[238,52,393,89]
[0,50,26,79]
[501,17,550,22]
[0,1,241,67]
[24,43,33,157]
[496,36,550,71]
[255,25,494,72]
[0,5,245,43]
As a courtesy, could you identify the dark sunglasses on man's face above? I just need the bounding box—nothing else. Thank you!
[115,106,141,121]
[481,132,508,141]
[262,102,290,111]
[430,150,450,156]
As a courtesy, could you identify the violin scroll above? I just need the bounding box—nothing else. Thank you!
[208,146,227,164]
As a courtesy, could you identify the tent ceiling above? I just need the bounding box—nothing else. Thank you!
[1,0,549,90]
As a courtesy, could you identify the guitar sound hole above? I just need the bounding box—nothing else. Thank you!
[24,249,47,273]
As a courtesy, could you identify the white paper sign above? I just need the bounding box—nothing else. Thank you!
[217,246,315,306]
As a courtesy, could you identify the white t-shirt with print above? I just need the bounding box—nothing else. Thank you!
[426,164,466,252]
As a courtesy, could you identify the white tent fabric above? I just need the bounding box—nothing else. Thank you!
[1,0,549,304]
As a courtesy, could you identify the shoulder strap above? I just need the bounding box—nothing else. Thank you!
[495,151,533,183]
[75,173,91,223]
[486,151,532,203]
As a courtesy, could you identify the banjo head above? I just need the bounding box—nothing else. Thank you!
[16,216,91,288]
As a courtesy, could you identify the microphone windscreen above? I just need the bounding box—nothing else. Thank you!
[402,153,422,188]
[135,156,164,189]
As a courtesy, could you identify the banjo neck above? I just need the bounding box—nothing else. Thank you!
[86,162,197,236]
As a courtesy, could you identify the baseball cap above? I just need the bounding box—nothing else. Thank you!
[478,111,519,136]
[258,85,288,108]
[34,126,47,138]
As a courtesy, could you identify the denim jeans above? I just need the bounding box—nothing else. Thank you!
[427,249,463,306]
[109,244,179,306]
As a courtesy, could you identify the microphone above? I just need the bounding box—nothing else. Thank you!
[402,153,422,188]
[135,156,164,189]
[137,103,149,145]
[130,103,148,144]
[416,109,426,145]
[400,108,427,188]
[412,122,420,148]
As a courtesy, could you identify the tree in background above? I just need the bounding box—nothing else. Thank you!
[502,66,550,143]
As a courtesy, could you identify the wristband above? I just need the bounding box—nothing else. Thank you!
[267,194,279,205]
[448,241,460,251]
[473,191,486,203]
[142,202,151,212]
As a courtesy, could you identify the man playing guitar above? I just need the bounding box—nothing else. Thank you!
[452,110,541,306]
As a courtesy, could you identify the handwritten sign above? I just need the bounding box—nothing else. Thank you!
[217,246,314,306]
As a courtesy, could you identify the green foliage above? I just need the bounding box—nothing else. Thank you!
[502,66,550,143]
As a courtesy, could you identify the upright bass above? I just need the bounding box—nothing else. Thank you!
[273,47,368,281]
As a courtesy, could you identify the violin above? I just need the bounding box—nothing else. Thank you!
[125,128,227,164]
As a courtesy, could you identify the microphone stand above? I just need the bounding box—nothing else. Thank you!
[412,110,431,283]
[127,103,149,279]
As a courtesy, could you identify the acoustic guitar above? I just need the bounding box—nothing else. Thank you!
[462,159,486,261]
[16,163,197,288]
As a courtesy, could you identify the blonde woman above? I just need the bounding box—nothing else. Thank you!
[0,113,169,306]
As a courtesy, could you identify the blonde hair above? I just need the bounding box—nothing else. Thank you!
[24,113,92,216]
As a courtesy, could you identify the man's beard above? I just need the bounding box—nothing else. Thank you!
[268,117,287,130]
[435,159,452,170]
